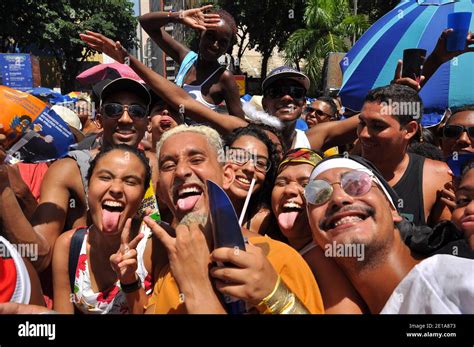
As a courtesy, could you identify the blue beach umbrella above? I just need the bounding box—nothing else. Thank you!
[339,0,474,120]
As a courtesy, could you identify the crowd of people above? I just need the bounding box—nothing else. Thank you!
[0,5,473,315]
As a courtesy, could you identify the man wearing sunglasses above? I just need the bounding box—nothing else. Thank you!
[261,66,360,152]
[305,155,474,314]
[304,97,339,129]
[440,105,474,158]
[0,77,153,273]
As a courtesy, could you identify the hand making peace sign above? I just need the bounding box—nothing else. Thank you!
[110,218,144,285]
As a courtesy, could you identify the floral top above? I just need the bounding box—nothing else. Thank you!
[72,225,153,314]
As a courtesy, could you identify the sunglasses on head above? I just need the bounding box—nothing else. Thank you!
[102,103,148,119]
[228,147,271,173]
[264,85,306,100]
[443,124,474,139]
[304,170,376,206]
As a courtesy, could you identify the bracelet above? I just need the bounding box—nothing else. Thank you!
[120,277,142,294]
[255,276,310,314]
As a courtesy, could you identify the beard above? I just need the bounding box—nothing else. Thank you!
[178,211,209,228]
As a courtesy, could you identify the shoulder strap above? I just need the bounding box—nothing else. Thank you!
[68,227,88,294]
[175,51,198,87]
[200,66,225,86]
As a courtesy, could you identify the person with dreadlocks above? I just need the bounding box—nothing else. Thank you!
[139,4,244,119]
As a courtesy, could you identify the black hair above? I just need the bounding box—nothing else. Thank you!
[223,124,279,218]
[315,96,338,118]
[365,84,423,126]
[408,142,445,161]
[461,160,474,178]
[87,144,151,191]
[253,123,287,155]
[216,9,237,43]
[420,127,437,145]
[450,104,474,116]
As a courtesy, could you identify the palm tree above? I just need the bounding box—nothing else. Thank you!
[284,0,369,95]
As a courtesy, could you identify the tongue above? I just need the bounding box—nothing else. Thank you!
[177,195,201,211]
[102,209,121,234]
[278,211,300,230]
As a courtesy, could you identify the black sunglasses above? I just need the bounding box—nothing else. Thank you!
[264,85,306,100]
[102,103,148,119]
[443,124,474,139]
[305,107,333,118]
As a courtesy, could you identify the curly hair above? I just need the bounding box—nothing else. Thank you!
[224,124,279,220]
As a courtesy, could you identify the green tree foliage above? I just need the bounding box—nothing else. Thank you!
[220,0,306,79]
[352,0,400,23]
[0,0,137,91]
[283,0,370,95]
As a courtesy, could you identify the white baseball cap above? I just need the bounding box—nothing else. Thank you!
[51,105,82,130]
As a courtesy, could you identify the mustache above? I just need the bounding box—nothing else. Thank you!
[320,204,375,231]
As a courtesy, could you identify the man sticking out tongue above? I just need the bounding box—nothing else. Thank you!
[271,149,368,314]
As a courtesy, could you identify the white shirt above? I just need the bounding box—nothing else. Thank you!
[293,129,311,149]
[381,254,474,314]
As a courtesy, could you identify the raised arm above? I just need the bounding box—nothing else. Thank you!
[80,31,248,134]
[139,4,221,63]
[220,70,245,118]
[0,164,50,272]
[393,29,474,91]
[307,114,360,152]
[422,29,474,86]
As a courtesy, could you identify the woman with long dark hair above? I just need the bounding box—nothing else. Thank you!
[223,125,279,234]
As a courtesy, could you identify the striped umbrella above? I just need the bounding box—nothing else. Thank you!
[339,0,474,118]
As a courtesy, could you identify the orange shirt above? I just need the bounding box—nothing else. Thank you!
[146,236,324,314]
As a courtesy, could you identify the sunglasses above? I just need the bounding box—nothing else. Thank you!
[228,147,271,173]
[304,170,376,206]
[264,85,306,100]
[102,103,148,119]
[305,107,333,119]
[443,124,474,139]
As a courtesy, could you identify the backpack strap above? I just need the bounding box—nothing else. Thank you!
[68,227,88,294]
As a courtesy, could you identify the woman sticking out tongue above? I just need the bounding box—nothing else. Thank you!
[52,145,155,314]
